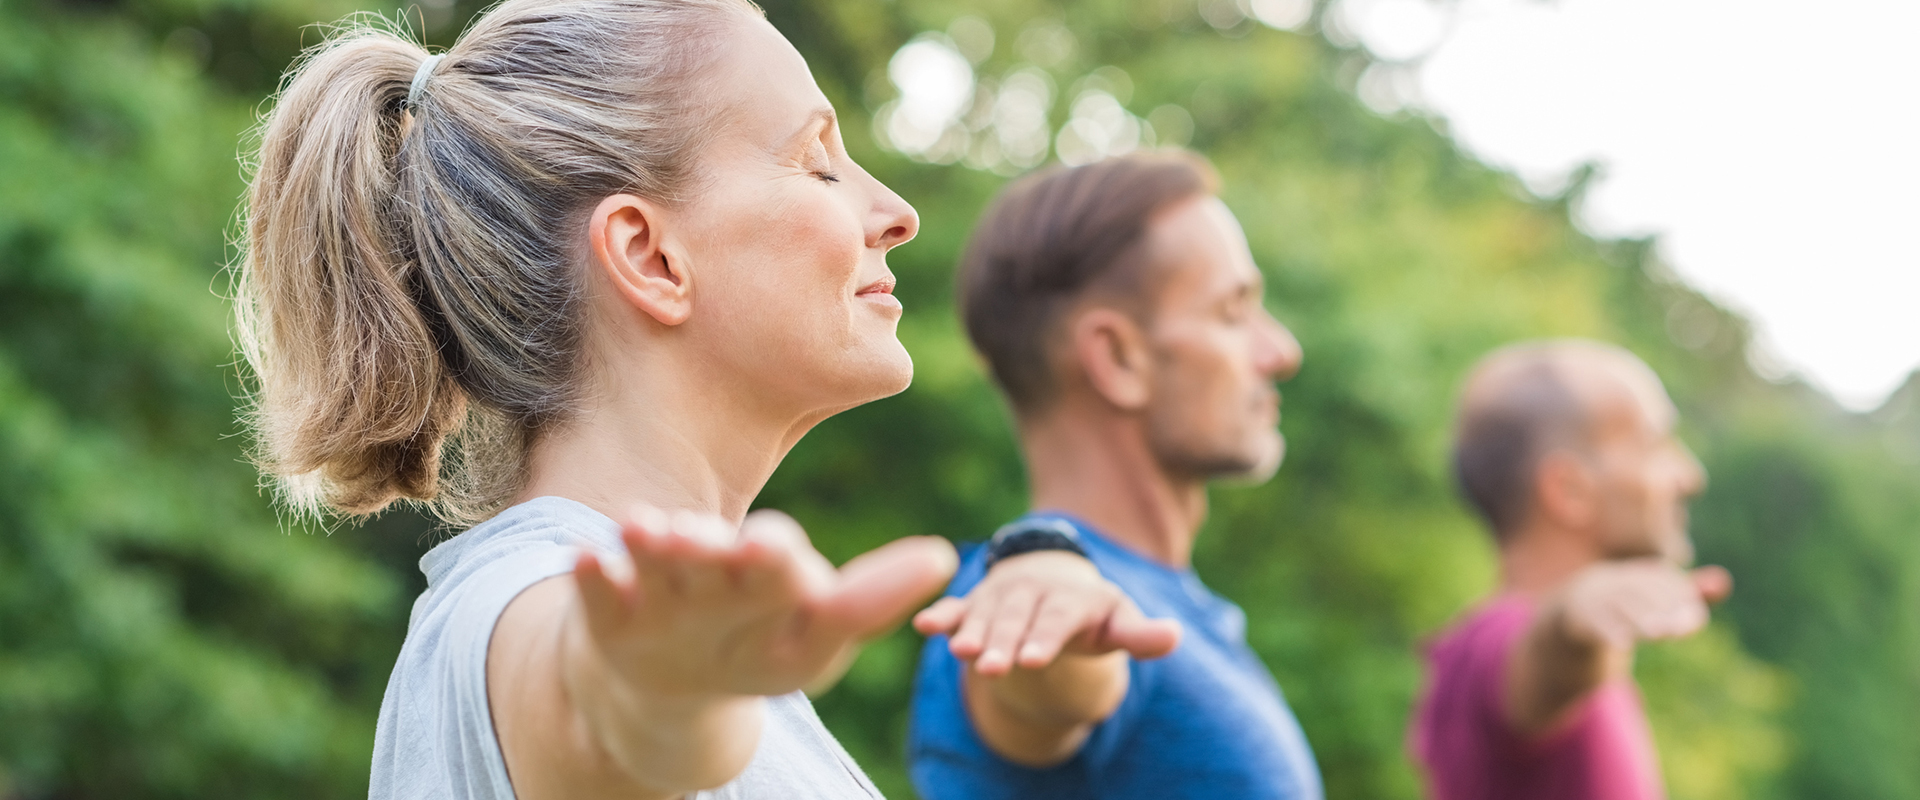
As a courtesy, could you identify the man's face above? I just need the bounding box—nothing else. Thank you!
[1584,368,1707,564]
[1137,197,1303,482]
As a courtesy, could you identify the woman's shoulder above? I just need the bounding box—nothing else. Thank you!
[419,496,622,589]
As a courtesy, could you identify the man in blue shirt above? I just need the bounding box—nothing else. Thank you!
[909,151,1322,800]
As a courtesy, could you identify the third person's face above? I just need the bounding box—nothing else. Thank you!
[1139,197,1303,482]
[1589,368,1708,564]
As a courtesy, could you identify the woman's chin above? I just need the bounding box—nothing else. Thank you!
[864,341,914,398]
[803,341,914,409]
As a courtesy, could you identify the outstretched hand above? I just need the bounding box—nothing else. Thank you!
[1507,559,1734,736]
[913,551,1181,677]
[574,506,958,699]
[1553,560,1732,651]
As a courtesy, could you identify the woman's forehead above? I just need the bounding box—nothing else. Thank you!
[706,16,833,148]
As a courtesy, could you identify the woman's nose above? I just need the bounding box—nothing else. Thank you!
[868,174,919,251]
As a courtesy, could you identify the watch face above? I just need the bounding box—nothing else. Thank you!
[986,518,1088,568]
[990,517,1081,545]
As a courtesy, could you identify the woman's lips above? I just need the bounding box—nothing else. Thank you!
[857,278,902,310]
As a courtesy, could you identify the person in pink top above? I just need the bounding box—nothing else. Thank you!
[1410,340,1734,800]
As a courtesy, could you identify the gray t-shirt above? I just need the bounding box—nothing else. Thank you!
[369,496,883,800]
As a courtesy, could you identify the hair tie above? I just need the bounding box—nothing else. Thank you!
[407,54,444,110]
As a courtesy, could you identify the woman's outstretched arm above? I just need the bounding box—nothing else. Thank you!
[488,507,956,800]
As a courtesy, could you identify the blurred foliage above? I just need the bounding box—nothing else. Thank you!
[1,0,1917,797]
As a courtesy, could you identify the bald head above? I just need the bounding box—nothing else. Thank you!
[1452,340,1675,540]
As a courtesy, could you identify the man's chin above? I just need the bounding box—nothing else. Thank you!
[1211,436,1285,486]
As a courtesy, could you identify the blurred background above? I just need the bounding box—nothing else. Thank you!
[2,0,1917,797]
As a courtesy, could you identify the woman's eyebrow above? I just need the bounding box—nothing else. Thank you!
[778,107,837,153]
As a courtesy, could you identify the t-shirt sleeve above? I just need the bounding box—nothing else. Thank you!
[1074,635,1161,773]
[1458,602,1610,754]
[380,539,588,800]
[1466,605,1531,736]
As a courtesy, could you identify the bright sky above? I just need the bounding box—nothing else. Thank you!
[1339,0,1920,410]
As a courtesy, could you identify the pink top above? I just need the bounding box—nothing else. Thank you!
[1409,595,1665,800]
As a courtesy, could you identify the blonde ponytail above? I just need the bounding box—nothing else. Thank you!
[236,0,760,523]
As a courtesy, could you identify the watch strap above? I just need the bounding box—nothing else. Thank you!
[984,517,1088,568]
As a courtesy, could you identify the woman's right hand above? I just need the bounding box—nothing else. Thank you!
[494,507,955,800]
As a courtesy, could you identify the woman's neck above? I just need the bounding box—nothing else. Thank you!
[516,355,808,526]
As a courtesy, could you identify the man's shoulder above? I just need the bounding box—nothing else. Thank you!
[943,539,991,596]
[1432,595,1536,657]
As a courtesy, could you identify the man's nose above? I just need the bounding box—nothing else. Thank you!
[1257,311,1303,382]
[1676,444,1707,497]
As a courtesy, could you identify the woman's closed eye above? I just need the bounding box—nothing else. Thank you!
[805,140,840,183]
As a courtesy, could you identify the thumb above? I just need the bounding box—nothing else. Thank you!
[818,536,959,640]
[1099,604,1182,661]
[1692,565,1733,605]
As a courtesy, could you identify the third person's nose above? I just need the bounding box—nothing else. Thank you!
[1256,310,1303,382]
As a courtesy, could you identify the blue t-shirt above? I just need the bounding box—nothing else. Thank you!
[908,513,1324,800]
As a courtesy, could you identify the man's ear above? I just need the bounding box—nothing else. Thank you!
[1069,307,1153,411]
[589,193,691,326]
[1533,451,1598,531]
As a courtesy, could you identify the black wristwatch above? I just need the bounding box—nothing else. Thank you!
[984,518,1089,569]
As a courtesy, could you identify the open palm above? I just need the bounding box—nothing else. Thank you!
[573,506,957,697]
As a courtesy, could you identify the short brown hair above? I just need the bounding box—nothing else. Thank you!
[957,151,1219,413]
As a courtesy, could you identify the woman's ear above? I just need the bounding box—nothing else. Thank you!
[1071,307,1153,411]
[589,193,691,326]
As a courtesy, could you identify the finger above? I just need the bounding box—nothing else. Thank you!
[1098,603,1183,661]
[1647,570,1711,636]
[1692,565,1733,605]
[948,591,998,660]
[815,536,959,642]
[1621,587,1705,640]
[1579,595,1639,649]
[741,509,834,597]
[975,588,1041,676]
[668,510,736,597]
[731,533,809,602]
[914,596,970,636]
[673,509,739,546]
[1014,594,1094,668]
[621,524,682,602]
[573,551,630,633]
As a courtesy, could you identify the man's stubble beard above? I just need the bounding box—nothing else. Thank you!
[1145,411,1285,486]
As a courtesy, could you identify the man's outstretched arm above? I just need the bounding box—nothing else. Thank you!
[914,552,1181,766]
[1505,561,1731,736]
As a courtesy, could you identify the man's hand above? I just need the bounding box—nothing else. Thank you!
[1507,560,1732,736]
[1553,561,1732,651]
[912,551,1181,674]
[911,551,1179,766]
[494,506,956,800]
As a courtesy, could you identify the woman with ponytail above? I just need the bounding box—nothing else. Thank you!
[236,1,956,797]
